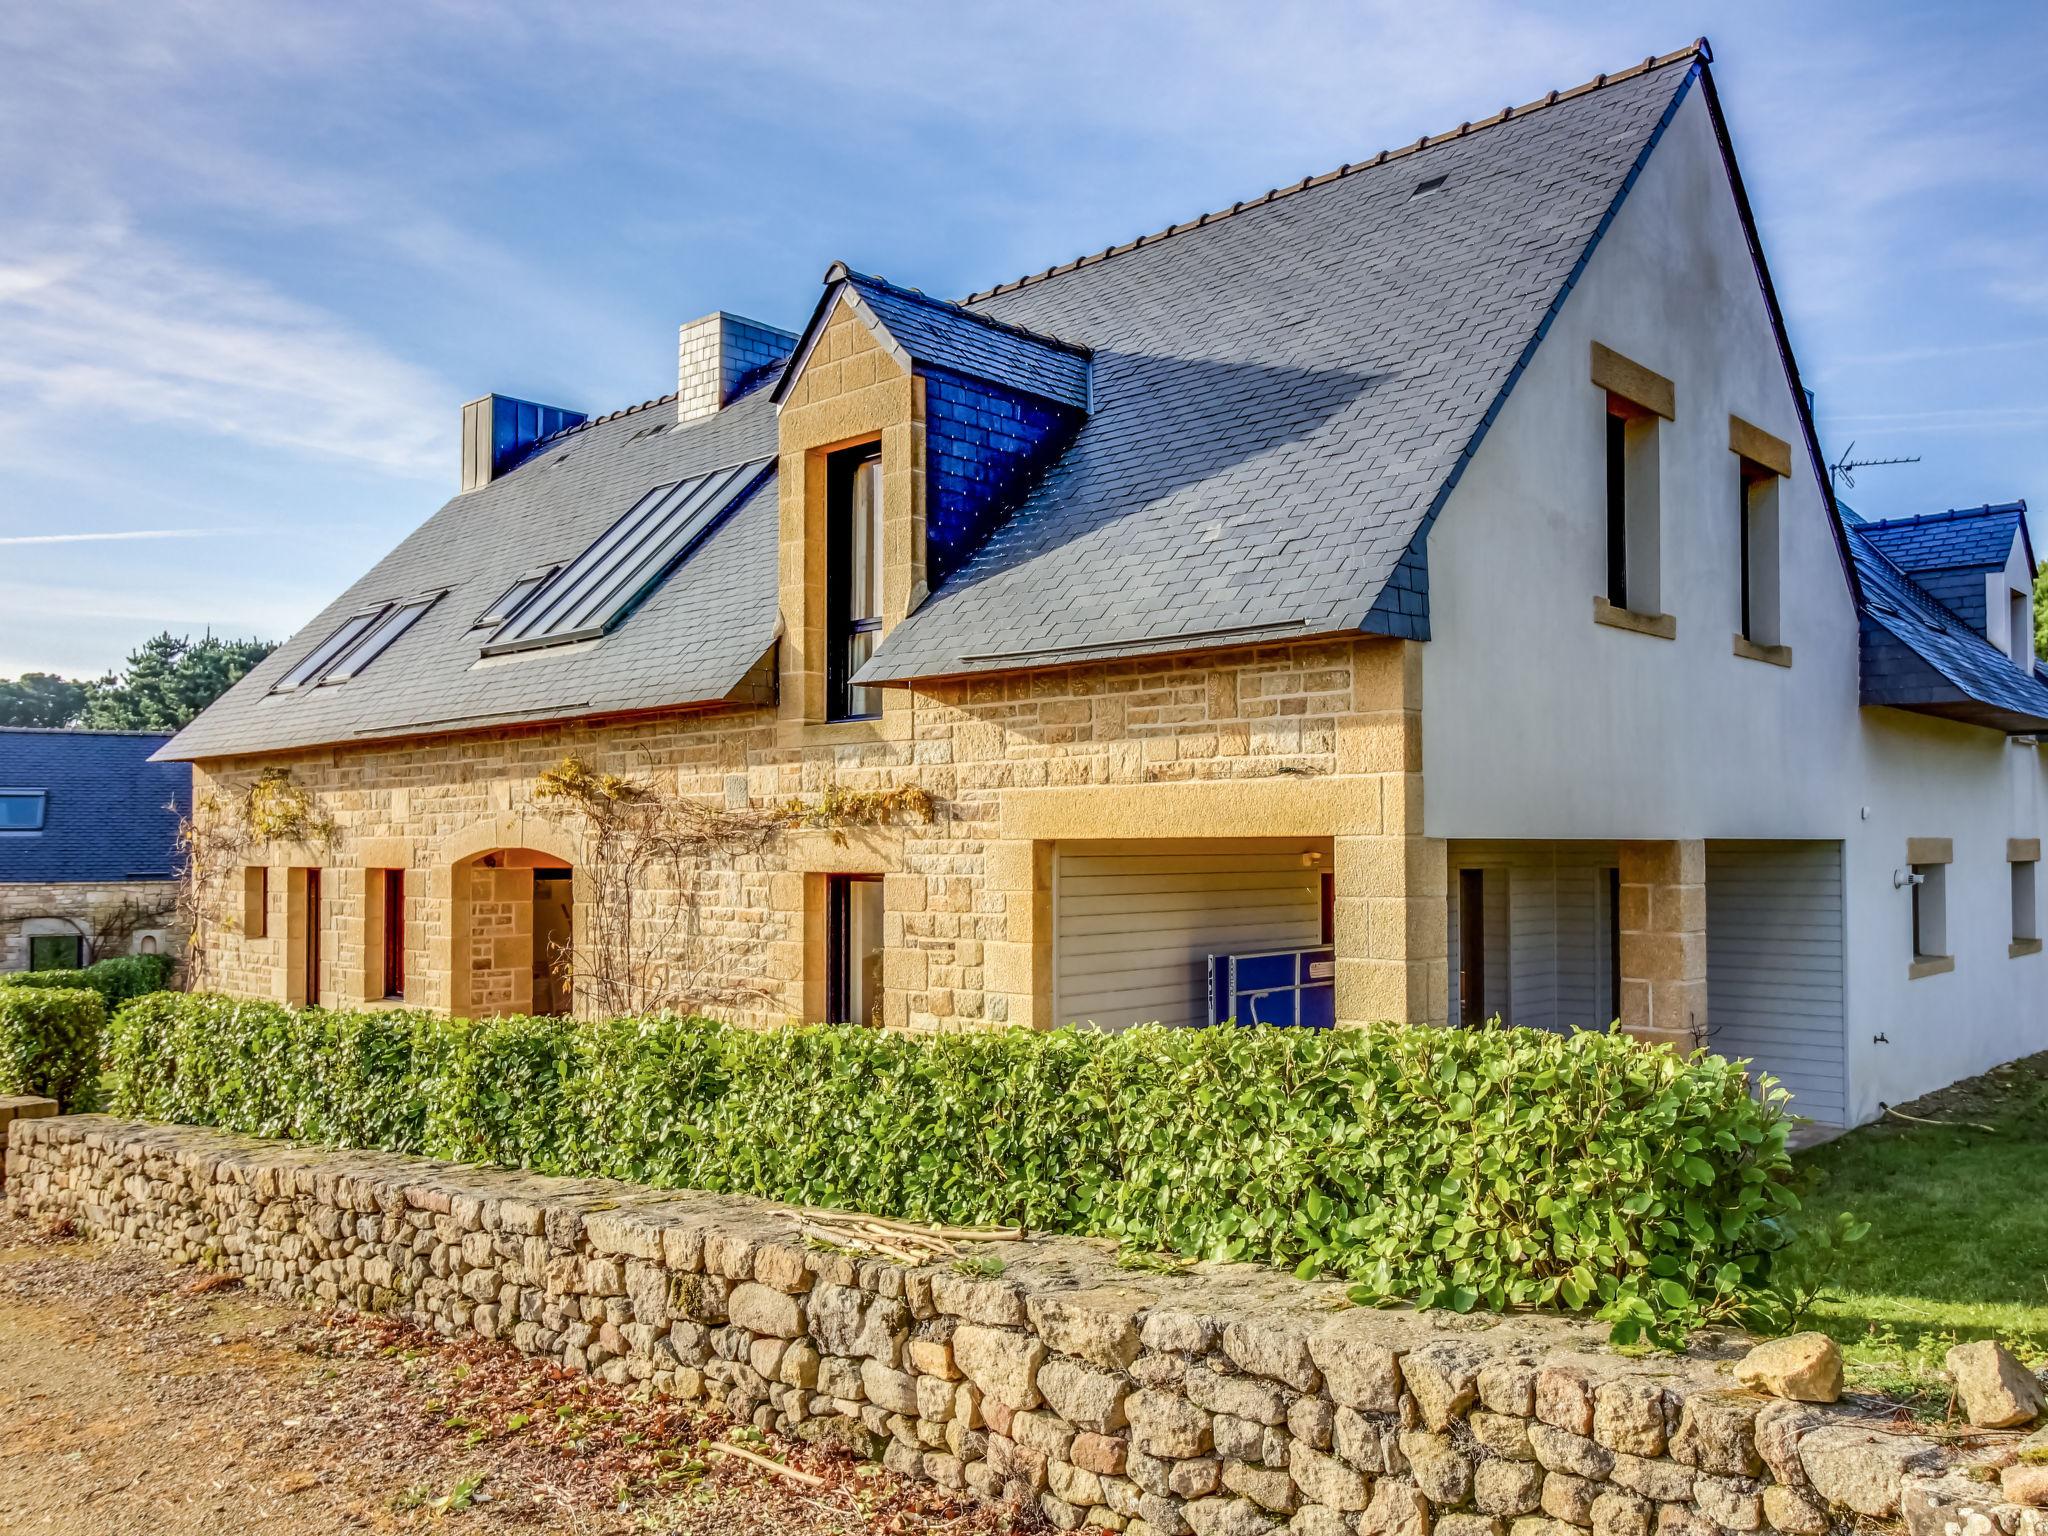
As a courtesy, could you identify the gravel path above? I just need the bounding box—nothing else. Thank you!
[0,1216,1027,1535]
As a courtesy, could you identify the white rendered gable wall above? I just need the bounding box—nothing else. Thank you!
[1420,84,2048,1124]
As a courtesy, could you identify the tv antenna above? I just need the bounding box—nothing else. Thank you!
[1829,441,1921,491]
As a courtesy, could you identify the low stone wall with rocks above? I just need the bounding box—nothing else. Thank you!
[6,1114,2031,1536]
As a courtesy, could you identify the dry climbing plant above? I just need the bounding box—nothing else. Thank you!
[176,770,338,990]
[532,755,936,1018]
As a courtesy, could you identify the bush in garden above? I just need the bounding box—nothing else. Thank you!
[104,993,1800,1342]
[0,952,179,1013]
[0,986,108,1111]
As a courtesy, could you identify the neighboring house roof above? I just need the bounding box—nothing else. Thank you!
[0,729,189,882]
[778,266,1093,411]
[1856,502,2031,576]
[161,391,782,760]
[1844,508,2048,734]
[857,45,1711,682]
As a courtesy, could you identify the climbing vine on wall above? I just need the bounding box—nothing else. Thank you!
[533,756,937,1019]
[176,770,338,990]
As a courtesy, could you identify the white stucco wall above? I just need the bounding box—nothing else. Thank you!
[1420,83,2048,1124]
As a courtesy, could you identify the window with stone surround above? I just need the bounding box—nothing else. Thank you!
[826,874,884,1025]
[2012,850,2038,952]
[1911,863,1947,962]
[1604,399,1661,615]
[826,445,884,721]
[242,866,268,940]
[369,868,405,1000]
[1738,462,1782,647]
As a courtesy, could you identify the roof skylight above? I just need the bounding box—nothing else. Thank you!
[482,457,773,655]
[272,610,384,692]
[271,594,443,693]
[320,597,438,684]
[474,569,558,629]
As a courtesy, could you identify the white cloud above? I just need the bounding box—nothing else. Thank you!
[0,529,235,547]
[0,216,448,478]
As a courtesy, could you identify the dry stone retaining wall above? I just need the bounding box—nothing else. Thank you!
[7,1115,2012,1536]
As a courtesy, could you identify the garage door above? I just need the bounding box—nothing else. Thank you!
[1054,840,1325,1030]
[1706,841,1847,1126]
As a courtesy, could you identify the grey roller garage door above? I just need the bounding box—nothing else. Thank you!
[1054,840,1325,1030]
[1706,841,1847,1126]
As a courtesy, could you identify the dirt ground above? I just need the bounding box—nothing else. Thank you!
[0,1216,1029,1536]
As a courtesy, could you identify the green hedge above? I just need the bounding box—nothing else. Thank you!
[1,952,178,1014]
[0,986,108,1110]
[105,994,1798,1339]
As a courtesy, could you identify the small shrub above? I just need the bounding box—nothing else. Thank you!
[1,952,179,1014]
[0,985,107,1110]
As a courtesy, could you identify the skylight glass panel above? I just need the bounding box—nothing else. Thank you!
[483,457,773,655]
[0,790,47,831]
[474,569,557,629]
[273,609,384,692]
[319,595,439,684]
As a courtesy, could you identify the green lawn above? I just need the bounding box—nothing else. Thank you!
[1788,1051,2048,1405]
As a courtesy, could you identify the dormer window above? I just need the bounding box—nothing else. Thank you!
[827,444,884,720]
[2009,586,2031,670]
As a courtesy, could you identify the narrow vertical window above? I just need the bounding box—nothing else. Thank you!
[2013,858,2038,948]
[2010,588,2031,669]
[1605,410,1628,610]
[826,874,884,1025]
[1911,864,1947,962]
[303,866,323,1004]
[827,446,884,720]
[1602,399,1660,614]
[1738,474,1752,640]
[1606,865,1622,1025]
[1739,465,1782,646]
[243,865,269,939]
[1458,868,1486,1025]
[381,868,405,1000]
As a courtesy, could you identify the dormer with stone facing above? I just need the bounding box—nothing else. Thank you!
[770,266,1090,736]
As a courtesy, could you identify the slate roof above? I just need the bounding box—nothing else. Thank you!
[0,730,189,883]
[857,48,1706,681]
[1843,508,2048,733]
[168,41,1740,758]
[162,391,781,760]
[778,267,1092,411]
[1855,502,2030,575]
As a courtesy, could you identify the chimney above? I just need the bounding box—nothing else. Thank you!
[677,312,798,424]
[460,394,587,492]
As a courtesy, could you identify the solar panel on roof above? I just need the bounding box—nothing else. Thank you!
[482,457,774,655]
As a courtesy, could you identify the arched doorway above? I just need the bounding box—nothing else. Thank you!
[450,848,575,1018]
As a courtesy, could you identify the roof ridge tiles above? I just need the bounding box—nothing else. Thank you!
[827,264,1094,357]
[1865,501,2026,530]
[959,38,1709,306]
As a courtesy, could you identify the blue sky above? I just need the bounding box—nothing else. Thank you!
[3,0,2044,676]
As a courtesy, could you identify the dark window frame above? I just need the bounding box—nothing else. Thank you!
[1458,868,1486,1025]
[0,789,48,832]
[1605,409,1629,609]
[28,933,84,971]
[825,873,883,1025]
[825,444,885,722]
[303,866,323,1004]
[381,868,405,1000]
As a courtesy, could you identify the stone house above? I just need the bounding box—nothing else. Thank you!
[161,42,2048,1129]
[0,728,188,971]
